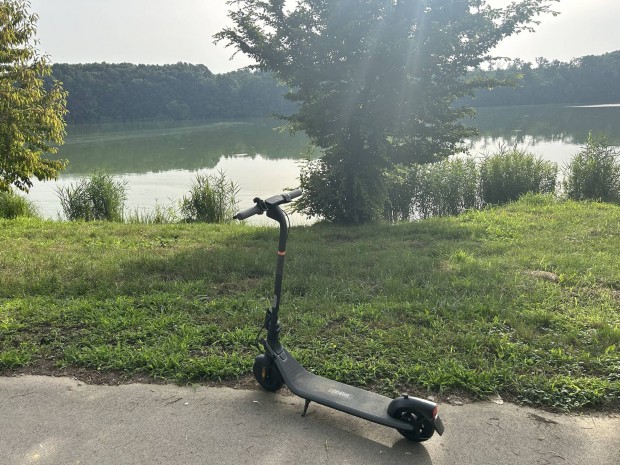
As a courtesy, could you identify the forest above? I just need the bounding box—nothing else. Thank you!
[51,50,620,124]
[50,63,295,123]
[469,50,620,107]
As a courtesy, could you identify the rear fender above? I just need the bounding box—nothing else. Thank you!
[387,395,444,435]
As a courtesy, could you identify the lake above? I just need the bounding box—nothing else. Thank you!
[26,104,620,224]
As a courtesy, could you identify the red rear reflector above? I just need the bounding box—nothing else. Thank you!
[432,406,439,419]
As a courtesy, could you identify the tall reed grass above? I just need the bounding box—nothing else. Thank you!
[563,133,620,203]
[0,190,39,219]
[384,149,557,222]
[180,170,240,223]
[57,171,127,221]
[384,158,480,221]
[479,148,557,205]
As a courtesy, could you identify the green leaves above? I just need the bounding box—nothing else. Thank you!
[0,0,68,193]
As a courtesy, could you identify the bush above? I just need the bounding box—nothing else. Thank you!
[563,134,620,203]
[479,148,557,205]
[57,171,127,221]
[0,190,39,219]
[180,170,239,223]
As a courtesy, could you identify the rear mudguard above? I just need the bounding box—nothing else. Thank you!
[387,395,445,435]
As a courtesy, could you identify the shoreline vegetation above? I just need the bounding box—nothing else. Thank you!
[7,133,619,224]
[1,195,619,412]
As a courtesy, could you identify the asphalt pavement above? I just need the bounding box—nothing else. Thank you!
[1,375,618,465]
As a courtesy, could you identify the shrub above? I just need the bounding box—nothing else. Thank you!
[563,134,620,203]
[57,171,127,221]
[0,190,39,219]
[180,170,239,223]
[479,148,557,205]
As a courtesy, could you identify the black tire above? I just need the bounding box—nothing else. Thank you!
[392,407,435,442]
[252,354,284,392]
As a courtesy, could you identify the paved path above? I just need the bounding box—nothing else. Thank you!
[1,376,618,464]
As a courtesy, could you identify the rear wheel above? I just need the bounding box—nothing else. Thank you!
[252,354,284,392]
[392,407,435,442]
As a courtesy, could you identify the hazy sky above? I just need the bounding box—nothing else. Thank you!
[29,0,620,74]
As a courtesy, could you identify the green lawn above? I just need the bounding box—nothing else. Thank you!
[1,194,619,411]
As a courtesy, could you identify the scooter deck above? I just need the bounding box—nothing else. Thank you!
[273,348,413,431]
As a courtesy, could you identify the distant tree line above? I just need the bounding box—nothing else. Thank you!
[50,63,295,123]
[469,50,620,107]
[51,51,620,125]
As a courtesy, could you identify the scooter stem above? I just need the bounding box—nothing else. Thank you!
[265,204,288,352]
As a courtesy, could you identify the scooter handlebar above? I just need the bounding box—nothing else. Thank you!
[233,189,303,221]
[277,189,302,202]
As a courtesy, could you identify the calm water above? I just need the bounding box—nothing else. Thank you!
[27,104,620,223]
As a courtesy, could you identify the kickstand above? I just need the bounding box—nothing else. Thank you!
[301,399,311,417]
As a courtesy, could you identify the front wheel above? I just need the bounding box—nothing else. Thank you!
[252,354,284,392]
[391,407,435,442]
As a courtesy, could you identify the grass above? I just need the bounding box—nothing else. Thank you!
[1,194,619,411]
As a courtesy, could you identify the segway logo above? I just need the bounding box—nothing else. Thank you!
[328,388,352,399]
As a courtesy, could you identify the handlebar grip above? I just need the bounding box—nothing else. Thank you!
[233,204,263,221]
[286,189,302,200]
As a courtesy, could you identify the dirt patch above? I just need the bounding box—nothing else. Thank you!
[525,270,560,283]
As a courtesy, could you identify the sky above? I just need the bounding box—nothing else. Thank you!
[29,0,620,74]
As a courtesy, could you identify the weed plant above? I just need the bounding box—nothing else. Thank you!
[563,133,620,203]
[1,196,619,411]
[0,190,39,219]
[180,170,239,223]
[57,171,127,221]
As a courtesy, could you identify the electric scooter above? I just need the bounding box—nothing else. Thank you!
[234,190,444,441]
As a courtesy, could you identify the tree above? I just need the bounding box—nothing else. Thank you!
[217,0,558,223]
[0,0,67,193]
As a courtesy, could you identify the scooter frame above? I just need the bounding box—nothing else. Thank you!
[234,190,444,441]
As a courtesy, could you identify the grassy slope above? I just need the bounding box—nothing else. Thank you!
[1,195,619,411]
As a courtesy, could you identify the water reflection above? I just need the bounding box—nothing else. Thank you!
[471,104,620,146]
[55,105,620,176]
[59,119,310,175]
